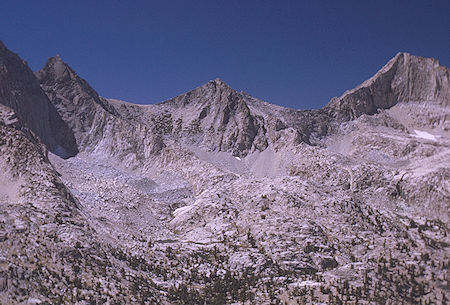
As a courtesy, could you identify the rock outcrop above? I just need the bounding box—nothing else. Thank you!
[326,52,449,119]
[0,41,77,157]
[36,56,164,167]
[36,56,118,146]
[286,52,450,143]
[149,79,270,157]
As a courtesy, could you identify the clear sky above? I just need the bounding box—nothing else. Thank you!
[1,0,449,109]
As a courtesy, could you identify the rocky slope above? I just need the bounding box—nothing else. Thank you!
[0,39,449,304]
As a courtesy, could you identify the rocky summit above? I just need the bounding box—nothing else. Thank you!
[0,40,449,304]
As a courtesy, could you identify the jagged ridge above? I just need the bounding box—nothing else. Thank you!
[1,39,449,304]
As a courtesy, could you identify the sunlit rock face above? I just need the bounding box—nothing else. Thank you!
[1,39,449,304]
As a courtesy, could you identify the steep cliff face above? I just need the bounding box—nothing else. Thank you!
[150,79,270,157]
[326,52,450,120]
[36,56,163,166]
[36,56,117,147]
[272,52,450,144]
[0,41,77,157]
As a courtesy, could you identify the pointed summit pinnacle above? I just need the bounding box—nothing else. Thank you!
[37,54,77,84]
[213,78,227,85]
[207,78,233,91]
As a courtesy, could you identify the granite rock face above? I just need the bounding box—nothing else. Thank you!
[1,39,449,304]
[291,52,450,142]
[36,56,164,167]
[0,41,77,157]
[326,52,449,119]
[36,56,118,146]
[156,79,270,157]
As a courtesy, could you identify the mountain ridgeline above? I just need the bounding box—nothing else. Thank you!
[0,40,449,304]
[1,39,448,161]
[22,47,448,161]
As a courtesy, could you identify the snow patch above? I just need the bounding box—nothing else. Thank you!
[173,205,194,218]
[289,280,321,288]
[412,130,437,141]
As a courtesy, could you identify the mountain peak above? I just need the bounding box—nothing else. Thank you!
[212,77,227,85]
[37,55,77,84]
[45,54,66,67]
[50,54,64,63]
[206,78,233,91]
[0,41,78,157]
[326,51,449,120]
[394,51,409,58]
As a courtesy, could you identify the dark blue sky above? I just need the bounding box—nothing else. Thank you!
[1,0,449,109]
